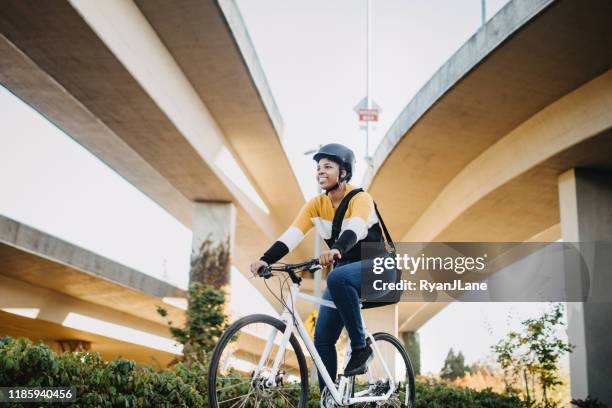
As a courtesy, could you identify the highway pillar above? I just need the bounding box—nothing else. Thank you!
[400,331,421,376]
[558,168,612,404]
[190,201,236,289]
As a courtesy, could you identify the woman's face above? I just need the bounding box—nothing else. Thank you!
[317,158,345,190]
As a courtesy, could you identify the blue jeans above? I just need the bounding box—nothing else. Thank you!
[313,260,365,391]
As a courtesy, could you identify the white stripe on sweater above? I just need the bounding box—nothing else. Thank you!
[278,226,305,251]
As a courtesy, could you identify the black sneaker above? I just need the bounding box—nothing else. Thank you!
[343,345,373,376]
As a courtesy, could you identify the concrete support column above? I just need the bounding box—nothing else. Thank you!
[400,331,421,376]
[558,168,612,404]
[190,201,236,289]
[363,304,398,380]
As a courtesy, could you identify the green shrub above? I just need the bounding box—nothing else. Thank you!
[1,336,530,407]
[416,379,528,408]
[156,282,228,359]
[0,336,205,407]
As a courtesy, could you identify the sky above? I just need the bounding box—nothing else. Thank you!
[236,0,511,197]
[0,0,569,374]
[0,86,192,290]
[233,0,569,373]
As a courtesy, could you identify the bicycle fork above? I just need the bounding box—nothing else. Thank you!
[252,285,305,388]
[252,284,338,393]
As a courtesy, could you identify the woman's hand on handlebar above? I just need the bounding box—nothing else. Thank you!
[319,249,341,267]
[250,260,268,277]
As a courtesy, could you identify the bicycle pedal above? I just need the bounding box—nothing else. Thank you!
[351,367,369,376]
[344,365,370,377]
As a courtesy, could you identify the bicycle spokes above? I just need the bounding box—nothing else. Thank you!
[209,315,309,408]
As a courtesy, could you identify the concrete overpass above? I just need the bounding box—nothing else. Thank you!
[367,0,612,332]
[365,0,611,400]
[0,0,324,374]
[0,0,317,315]
[1,0,610,398]
[0,215,186,366]
[0,215,302,370]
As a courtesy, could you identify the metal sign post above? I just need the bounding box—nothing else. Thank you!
[353,96,381,167]
[353,0,381,168]
[366,0,372,165]
[481,0,487,26]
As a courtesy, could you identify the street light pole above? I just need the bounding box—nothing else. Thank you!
[481,0,486,26]
[365,0,372,166]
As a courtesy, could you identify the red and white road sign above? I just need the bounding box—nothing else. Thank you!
[358,108,379,122]
[354,97,381,122]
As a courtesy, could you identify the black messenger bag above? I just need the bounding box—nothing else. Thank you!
[330,189,402,309]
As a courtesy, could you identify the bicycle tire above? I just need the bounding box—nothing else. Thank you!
[352,332,416,407]
[208,314,309,407]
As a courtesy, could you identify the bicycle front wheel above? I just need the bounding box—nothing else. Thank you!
[352,332,416,407]
[208,314,309,408]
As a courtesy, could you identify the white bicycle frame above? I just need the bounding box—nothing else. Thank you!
[251,282,396,406]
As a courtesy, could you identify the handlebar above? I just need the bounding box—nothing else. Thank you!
[257,258,322,282]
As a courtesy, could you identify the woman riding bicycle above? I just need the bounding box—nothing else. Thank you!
[250,143,390,391]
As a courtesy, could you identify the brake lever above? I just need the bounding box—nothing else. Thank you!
[307,264,323,272]
[258,266,273,279]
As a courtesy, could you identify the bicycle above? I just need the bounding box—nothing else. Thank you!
[207,259,416,407]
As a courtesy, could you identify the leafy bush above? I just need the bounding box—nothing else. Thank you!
[1,335,533,407]
[0,336,205,407]
[571,396,609,408]
[416,379,528,408]
[1,269,547,408]
[156,282,228,361]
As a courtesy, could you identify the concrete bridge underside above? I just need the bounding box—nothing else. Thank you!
[0,0,319,316]
[366,0,612,331]
[0,215,186,365]
[1,0,611,393]
[0,215,301,368]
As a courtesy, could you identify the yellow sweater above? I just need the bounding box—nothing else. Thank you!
[280,184,378,249]
[260,184,381,264]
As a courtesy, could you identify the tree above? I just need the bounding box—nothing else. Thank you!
[441,348,468,381]
[157,282,228,366]
[492,303,574,407]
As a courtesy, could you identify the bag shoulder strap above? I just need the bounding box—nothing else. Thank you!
[330,188,363,244]
[373,202,396,253]
[331,189,396,254]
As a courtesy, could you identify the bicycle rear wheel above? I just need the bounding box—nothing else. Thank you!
[351,332,416,407]
[208,314,309,408]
